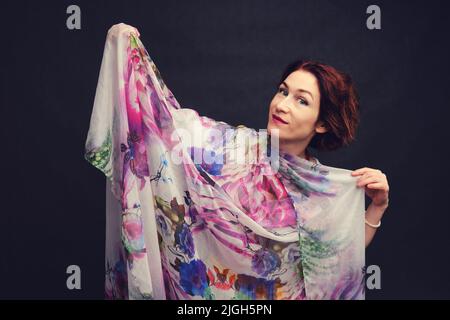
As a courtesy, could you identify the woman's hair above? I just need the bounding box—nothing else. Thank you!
[278,59,360,151]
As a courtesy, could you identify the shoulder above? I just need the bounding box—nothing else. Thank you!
[310,156,320,165]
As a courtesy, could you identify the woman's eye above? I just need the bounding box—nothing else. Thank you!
[298,98,308,106]
[278,87,287,95]
[278,87,308,106]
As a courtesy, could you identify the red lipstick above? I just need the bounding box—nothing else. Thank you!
[272,114,288,124]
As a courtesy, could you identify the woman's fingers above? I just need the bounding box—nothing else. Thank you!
[367,182,388,190]
[108,23,141,39]
[357,175,380,187]
[357,170,377,181]
[355,169,387,186]
[351,167,369,176]
[351,167,381,176]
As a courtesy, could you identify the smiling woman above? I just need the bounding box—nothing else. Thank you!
[267,59,360,160]
[84,23,384,300]
[267,59,389,248]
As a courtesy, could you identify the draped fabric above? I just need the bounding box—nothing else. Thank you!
[84,23,366,300]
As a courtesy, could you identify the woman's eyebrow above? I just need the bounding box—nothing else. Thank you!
[281,81,314,101]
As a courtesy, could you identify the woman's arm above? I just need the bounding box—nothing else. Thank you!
[351,167,390,248]
[364,202,388,248]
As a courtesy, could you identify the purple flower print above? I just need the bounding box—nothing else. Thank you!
[188,147,224,176]
[105,258,128,299]
[287,246,301,264]
[234,273,282,300]
[251,248,281,277]
[155,210,171,238]
[175,223,195,258]
[179,259,209,297]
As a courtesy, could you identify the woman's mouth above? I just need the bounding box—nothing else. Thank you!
[272,114,288,125]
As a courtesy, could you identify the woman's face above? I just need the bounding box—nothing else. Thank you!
[267,69,327,149]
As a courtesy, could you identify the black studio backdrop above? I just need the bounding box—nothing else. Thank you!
[1,0,450,299]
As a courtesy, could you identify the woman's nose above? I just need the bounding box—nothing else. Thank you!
[275,101,290,113]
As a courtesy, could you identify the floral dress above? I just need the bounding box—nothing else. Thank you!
[84,23,366,300]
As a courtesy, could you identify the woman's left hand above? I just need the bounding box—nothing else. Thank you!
[351,167,389,208]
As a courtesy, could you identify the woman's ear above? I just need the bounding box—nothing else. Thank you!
[315,121,328,134]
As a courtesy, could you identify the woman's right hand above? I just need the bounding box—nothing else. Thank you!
[107,22,140,39]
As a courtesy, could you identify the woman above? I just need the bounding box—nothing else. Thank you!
[266,60,390,248]
[85,23,389,300]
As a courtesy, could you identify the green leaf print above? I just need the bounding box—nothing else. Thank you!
[203,287,215,300]
[232,291,252,300]
[298,227,342,278]
[85,130,112,178]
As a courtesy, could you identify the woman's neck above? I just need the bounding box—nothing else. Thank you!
[279,141,309,160]
[268,134,315,163]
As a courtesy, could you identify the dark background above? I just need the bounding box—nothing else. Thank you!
[2,0,450,299]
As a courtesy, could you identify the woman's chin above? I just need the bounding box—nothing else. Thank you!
[267,125,282,136]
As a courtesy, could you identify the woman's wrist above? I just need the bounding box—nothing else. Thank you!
[372,200,389,212]
[365,201,388,225]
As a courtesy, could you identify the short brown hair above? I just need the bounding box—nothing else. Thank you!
[278,59,360,151]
